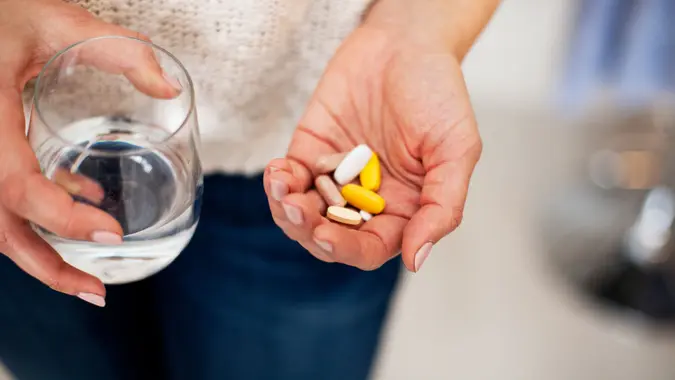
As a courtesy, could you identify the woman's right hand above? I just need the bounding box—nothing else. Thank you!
[0,0,179,306]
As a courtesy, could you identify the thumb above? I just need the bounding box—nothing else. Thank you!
[0,88,106,302]
[401,123,483,273]
[57,17,181,99]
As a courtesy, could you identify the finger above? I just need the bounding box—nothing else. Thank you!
[313,214,408,270]
[57,18,180,99]
[264,159,305,202]
[1,218,105,302]
[263,165,335,262]
[294,235,336,263]
[53,168,105,204]
[401,122,483,273]
[0,88,119,243]
[283,96,358,193]
[0,81,106,304]
[264,171,326,242]
[279,191,327,238]
[0,172,123,243]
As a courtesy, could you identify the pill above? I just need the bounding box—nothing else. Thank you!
[360,210,373,221]
[327,206,362,225]
[334,144,373,185]
[341,184,386,214]
[316,152,348,174]
[315,175,346,207]
[359,153,381,191]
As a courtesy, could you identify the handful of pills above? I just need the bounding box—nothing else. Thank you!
[314,144,385,226]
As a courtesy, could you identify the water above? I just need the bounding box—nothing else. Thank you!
[33,117,202,284]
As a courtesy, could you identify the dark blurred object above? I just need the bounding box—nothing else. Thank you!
[588,187,675,322]
[542,111,675,326]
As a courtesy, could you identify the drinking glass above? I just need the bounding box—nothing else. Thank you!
[28,36,202,285]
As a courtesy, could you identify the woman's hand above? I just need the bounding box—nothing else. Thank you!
[264,2,491,273]
[0,0,177,305]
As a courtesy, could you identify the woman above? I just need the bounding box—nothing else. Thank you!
[0,0,498,379]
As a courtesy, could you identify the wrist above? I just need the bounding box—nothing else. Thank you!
[363,0,500,61]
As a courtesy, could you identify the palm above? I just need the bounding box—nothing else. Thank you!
[266,26,482,271]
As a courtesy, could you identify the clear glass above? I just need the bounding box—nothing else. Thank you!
[28,36,203,285]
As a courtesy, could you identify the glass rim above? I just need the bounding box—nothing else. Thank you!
[33,35,196,156]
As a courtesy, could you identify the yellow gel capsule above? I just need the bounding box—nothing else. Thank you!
[359,153,381,191]
[341,184,386,215]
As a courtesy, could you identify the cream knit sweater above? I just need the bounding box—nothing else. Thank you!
[68,0,372,174]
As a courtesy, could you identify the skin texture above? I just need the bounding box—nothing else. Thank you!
[263,0,501,272]
[0,0,177,302]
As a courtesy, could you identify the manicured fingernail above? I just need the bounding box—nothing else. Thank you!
[163,72,182,92]
[414,242,433,272]
[314,239,333,253]
[271,180,288,201]
[77,292,106,307]
[282,203,304,225]
[62,181,82,195]
[91,231,123,245]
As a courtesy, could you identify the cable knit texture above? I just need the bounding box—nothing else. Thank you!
[64,0,372,174]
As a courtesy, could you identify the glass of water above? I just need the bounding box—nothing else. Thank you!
[28,36,202,285]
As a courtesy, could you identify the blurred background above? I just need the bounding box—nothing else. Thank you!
[373,0,675,379]
[5,0,675,379]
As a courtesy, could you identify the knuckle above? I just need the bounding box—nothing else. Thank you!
[59,211,77,237]
[357,261,383,272]
[133,32,152,43]
[0,175,28,213]
[448,205,465,232]
[470,135,484,160]
[0,228,11,253]
[355,254,384,271]
[44,262,69,293]
[268,158,287,169]
[46,277,64,292]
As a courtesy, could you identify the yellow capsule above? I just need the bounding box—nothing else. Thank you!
[359,153,381,191]
[341,184,386,215]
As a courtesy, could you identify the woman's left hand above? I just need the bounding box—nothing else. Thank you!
[263,20,482,273]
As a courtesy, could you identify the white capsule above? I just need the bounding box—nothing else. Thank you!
[333,144,373,185]
[360,210,373,221]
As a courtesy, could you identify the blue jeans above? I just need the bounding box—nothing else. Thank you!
[0,174,401,380]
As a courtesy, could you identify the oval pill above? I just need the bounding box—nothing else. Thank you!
[334,144,373,185]
[341,184,386,214]
[360,210,373,221]
[359,153,381,191]
[327,206,362,225]
[316,152,348,174]
[315,175,346,207]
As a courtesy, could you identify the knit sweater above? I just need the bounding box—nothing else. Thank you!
[67,0,372,174]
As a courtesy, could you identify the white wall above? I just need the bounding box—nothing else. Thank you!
[462,0,573,111]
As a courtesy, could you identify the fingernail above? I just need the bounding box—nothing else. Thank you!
[91,231,123,245]
[163,72,182,92]
[314,238,333,253]
[77,292,106,307]
[282,203,304,226]
[414,242,433,272]
[62,181,82,195]
[269,167,280,173]
[271,180,288,201]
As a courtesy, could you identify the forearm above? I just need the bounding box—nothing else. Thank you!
[363,0,501,60]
